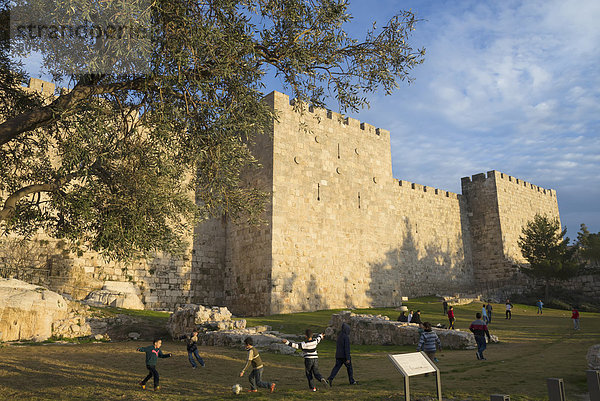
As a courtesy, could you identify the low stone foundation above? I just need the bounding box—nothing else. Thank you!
[326,311,498,349]
[195,326,296,355]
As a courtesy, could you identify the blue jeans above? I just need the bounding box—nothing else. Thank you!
[249,367,271,390]
[328,358,355,384]
[475,335,487,359]
[188,349,205,367]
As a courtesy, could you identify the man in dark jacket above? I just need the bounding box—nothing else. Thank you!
[326,323,357,386]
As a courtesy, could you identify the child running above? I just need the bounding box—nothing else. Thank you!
[239,337,276,393]
[417,322,442,363]
[179,329,205,368]
[137,338,172,391]
[283,329,329,391]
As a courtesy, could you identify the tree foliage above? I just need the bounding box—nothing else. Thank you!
[0,0,425,260]
[517,214,577,290]
[576,224,600,269]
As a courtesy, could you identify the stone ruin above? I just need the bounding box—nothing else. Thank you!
[167,304,247,338]
[0,278,144,342]
[167,303,298,354]
[84,281,145,310]
[0,278,101,341]
[326,311,499,349]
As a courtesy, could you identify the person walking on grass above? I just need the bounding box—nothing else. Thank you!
[327,323,357,386]
[417,322,442,364]
[137,338,172,391]
[283,329,329,391]
[486,301,493,323]
[442,300,448,315]
[571,307,580,330]
[536,299,544,315]
[481,304,489,324]
[469,313,491,360]
[179,329,205,369]
[505,300,513,319]
[240,337,276,393]
[447,306,456,329]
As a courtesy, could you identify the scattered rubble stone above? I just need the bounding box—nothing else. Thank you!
[167,304,246,338]
[327,311,499,349]
[587,344,600,370]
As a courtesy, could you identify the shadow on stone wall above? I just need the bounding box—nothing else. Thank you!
[366,219,473,306]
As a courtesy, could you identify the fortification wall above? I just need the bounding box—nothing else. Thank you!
[2,80,566,316]
[268,92,474,314]
[462,170,560,282]
[218,94,276,316]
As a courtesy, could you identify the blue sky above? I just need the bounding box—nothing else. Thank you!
[20,0,600,236]
[266,0,600,237]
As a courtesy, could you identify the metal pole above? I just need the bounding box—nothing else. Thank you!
[435,370,442,401]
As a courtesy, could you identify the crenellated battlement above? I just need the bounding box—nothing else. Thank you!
[461,170,556,197]
[272,91,390,139]
[22,77,56,96]
[397,179,460,200]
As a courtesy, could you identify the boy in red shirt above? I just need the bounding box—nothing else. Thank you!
[571,307,580,330]
[447,306,455,329]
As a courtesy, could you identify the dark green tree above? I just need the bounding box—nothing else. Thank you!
[0,0,425,260]
[576,224,600,269]
[517,214,577,299]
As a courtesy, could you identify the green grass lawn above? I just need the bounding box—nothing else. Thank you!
[1,297,598,400]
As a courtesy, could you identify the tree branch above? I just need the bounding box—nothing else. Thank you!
[0,173,79,222]
[0,76,151,147]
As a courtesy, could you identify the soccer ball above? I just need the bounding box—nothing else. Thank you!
[232,384,242,395]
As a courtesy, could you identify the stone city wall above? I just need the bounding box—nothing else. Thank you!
[267,92,474,314]
[1,80,566,316]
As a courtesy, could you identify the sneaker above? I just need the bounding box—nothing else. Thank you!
[192,366,196,369]
[481,356,487,360]
[138,381,145,390]
[476,352,481,360]
[154,386,160,392]
[321,378,329,387]
[311,388,317,392]
[433,357,439,362]
[327,379,333,388]
[350,381,358,385]
[270,383,276,393]
[247,389,258,393]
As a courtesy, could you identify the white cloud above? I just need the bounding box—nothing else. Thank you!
[349,0,600,232]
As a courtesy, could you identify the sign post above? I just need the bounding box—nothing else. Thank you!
[388,352,442,401]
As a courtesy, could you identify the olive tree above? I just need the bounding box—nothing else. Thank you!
[0,0,425,260]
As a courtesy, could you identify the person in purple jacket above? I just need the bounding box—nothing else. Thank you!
[327,323,357,386]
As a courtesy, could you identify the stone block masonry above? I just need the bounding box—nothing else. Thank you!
[1,80,562,316]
